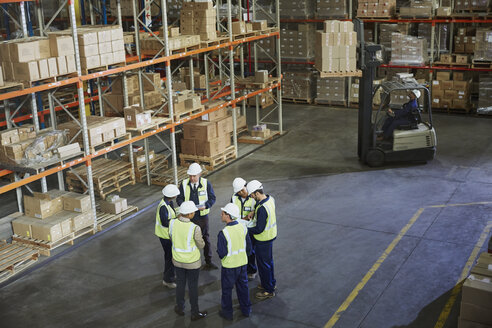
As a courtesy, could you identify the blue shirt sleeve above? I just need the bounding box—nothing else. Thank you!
[217,230,228,259]
[159,203,169,227]
[395,99,417,119]
[248,206,267,235]
[176,183,184,206]
[205,181,216,209]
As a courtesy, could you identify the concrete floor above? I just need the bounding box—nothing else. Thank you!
[0,104,491,328]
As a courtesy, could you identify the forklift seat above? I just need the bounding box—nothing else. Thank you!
[396,107,423,131]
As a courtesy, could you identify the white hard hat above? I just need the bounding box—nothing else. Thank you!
[179,201,198,215]
[187,162,202,175]
[411,89,421,98]
[233,177,247,193]
[162,184,180,198]
[246,180,263,195]
[221,203,240,219]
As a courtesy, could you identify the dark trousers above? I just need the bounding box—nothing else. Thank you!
[175,267,200,314]
[247,235,257,274]
[382,117,409,138]
[159,238,175,283]
[191,216,212,263]
[221,265,251,317]
[255,240,276,293]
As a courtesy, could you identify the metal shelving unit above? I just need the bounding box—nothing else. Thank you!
[0,0,283,226]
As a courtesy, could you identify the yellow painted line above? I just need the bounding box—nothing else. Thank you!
[429,201,492,208]
[324,207,425,328]
[433,221,492,328]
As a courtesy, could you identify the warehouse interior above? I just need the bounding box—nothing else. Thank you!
[0,0,491,328]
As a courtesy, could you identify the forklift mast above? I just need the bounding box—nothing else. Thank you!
[354,19,382,162]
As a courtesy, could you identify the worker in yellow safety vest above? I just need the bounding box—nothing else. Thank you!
[155,184,180,288]
[246,180,277,300]
[177,162,217,270]
[231,177,257,280]
[217,203,252,321]
[169,201,208,321]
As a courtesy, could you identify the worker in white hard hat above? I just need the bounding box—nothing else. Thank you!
[169,201,208,321]
[246,180,277,300]
[155,184,180,288]
[216,203,252,321]
[381,89,421,140]
[231,177,257,280]
[177,162,217,270]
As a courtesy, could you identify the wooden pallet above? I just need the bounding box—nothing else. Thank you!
[357,16,393,19]
[317,70,363,78]
[171,45,200,55]
[171,106,205,122]
[433,61,471,67]
[238,131,281,145]
[283,97,314,104]
[179,145,237,171]
[126,117,172,135]
[233,32,257,40]
[200,36,229,48]
[82,62,126,75]
[89,133,132,154]
[0,242,40,283]
[151,166,195,187]
[316,14,350,19]
[66,158,136,199]
[315,99,348,107]
[471,60,492,68]
[135,153,168,183]
[96,205,138,231]
[12,225,96,257]
[0,81,24,94]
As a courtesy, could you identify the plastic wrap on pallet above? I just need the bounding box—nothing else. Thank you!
[454,0,490,11]
[390,33,428,66]
[282,70,317,100]
[279,0,316,18]
[280,25,316,60]
[478,76,492,115]
[316,77,347,102]
[316,0,348,18]
[418,23,448,53]
[379,24,410,63]
[474,29,492,62]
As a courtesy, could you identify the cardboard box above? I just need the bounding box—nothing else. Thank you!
[100,53,114,66]
[181,138,196,155]
[436,7,451,16]
[232,21,246,34]
[252,20,267,31]
[38,38,51,59]
[215,115,234,136]
[111,39,125,52]
[48,211,75,236]
[454,72,465,81]
[124,106,152,128]
[13,62,39,81]
[78,31,98,45]
[47,57,58,77]
[183,121,217,140]
[195,134,231,156]
[201,107,228,122]
[111,27,124,41]
[9,40,39,62]
[62,192,91,213]
[251,129,271,138]
[72,212,93,231]
[97,29,112,43]
[324,21,339,33]
[143,73,161,91]
[37,59,50,79]
[185,96,201,110]
[442,80,454,90]
[0,66,4,87]
[57,143,81,158]
[30,220,63,242]
[462,275,492,309]
[456,54,469,64]
[66,55,76,73]
[436,71,451,80]
[49,35,75,57]
[98,42,113,55]
[11,216,34,238]
[100,198,128,214]
[24,195,62,219]
[56,56,68,76]
[255,70,269,83]
[440,54,453,63]
[80,44,99,57]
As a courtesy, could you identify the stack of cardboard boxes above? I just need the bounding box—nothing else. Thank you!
[123,104,153,129]
[282,70,317,100]
[180,108,234,157]
[163,90,204,118]
[316,0,349,18]
[141,33,201,52]
[59,116,127,148]
[478,76,492,115]
[11,190,93,243]
[349,78,383,105]
[109,0,160,16]
[399,0,433,18]
[0,64,4,87]
[379,23,410,63]
[431,71,471,110]
[455,27,476,54]
[280,24,316,60]
[99,195,128,215]
[474,28,492,61]
[251,124,271,139]
[316,77,346,104]
[279,0,315,18]
[455,0,490,12]
[105,73,163,112]
[419,23,449,53]
[315,20,358,73]
[356,0,396,17]
[390,33,428,66]
[180,1,217,41]
[0,36,76,82]
[458,252,492,328]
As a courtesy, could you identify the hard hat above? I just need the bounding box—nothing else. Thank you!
[246,180,263,195]
[233,177,247,193]
[162,184,180,198]
[187,163,202,175]
[411,89,421,98]
[179,201,198,215]
[221,203,240,219]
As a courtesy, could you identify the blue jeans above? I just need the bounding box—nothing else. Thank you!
[175,267,200,314]
[255,240,276,293]
[221,265,251,318]
[159,238,174,283]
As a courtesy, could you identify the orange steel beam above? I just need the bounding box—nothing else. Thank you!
[0,83,281,194]
[0,169,12,177]
[0,31,279,102]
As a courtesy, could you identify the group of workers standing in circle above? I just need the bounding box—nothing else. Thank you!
[154,162,277,321]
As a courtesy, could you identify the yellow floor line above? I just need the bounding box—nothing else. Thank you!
[324,207,425,328]
[429,201,492,208]
[433,221,492,328]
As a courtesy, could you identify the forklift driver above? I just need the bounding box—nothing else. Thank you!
[380,89,421,140]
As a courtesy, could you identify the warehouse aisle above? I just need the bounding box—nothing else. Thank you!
[0,104,491,328]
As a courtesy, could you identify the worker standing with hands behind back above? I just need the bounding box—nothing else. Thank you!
[155,184,180,288]
[247,180,277,300]
[217,203,252,321]
[177,163,217,270]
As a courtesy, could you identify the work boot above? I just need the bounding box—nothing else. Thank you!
[257,284,276,291]
[162,281,177,288]
[191,311,208,321]
[219,310,233,321]
[247,273,256,280]
[174,306,184,316]
[255,291,275,300]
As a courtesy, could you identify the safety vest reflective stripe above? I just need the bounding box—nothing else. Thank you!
[262,202,276,231]
[223,227,246,256]
[183,178,210,216]
[169,219,201,263]
[221,223,248,268]
[155,200,175,239]
[253,196,277,242]
[232,194,255,218]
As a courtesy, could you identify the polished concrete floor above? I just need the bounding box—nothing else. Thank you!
[0,104,491,328]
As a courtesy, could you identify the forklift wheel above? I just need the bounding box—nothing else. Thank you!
[366,149,385,167]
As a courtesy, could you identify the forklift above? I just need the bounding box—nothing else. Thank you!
[354,19,437,167]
